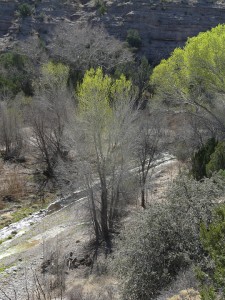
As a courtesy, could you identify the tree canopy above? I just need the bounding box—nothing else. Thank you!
[77,67,132,122]
[151,24,225,102]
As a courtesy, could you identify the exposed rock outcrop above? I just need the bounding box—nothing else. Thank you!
[1,0,225,62]
[0,0,16,36]
[95,0,225,63]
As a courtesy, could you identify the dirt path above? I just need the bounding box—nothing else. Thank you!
[0,155,179,299]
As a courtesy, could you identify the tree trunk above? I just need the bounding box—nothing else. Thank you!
[90,188,100,244]
[101,184,109,243]
[141,188,146,209]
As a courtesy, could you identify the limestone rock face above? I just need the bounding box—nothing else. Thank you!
[97,0,225,63]
[0,1,16,36]
[1,0,225,62]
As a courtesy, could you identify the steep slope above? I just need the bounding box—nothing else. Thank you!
[0,1,16,36]
[1,0,225,62]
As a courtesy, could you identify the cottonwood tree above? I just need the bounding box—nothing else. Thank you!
[76,67,138,247]
[151,24,225,136]
[28,62,73,179]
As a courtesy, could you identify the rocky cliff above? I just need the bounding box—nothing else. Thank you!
[1,0,225,63]
[101,0,225,63]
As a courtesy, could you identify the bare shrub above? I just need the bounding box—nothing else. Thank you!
[66,284,115,300]
[49,23,133,73]
[0,169,26,202]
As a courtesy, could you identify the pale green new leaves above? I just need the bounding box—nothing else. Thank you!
[111,74,132,104]
[151,24,225,101]
[77,67,132,122]
[77,67,111,115]
[76,67,134,164]
[41,61,69,90]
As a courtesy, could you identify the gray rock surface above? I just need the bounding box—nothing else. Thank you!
[1,0,225,62]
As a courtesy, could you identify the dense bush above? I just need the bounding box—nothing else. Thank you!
[18,3,33,18]
[206,141,225,177]
[113,174,225,300]
[197,204,225,300]
[126,29,142,49]
[95,0,107,15]
[0,52,34,96]
[191,137,217,180]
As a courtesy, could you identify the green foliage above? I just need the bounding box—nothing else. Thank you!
[126,29,142,49]
[0,75,18,95]
[0,264,7,273]
[95,0,107,15]
[113,174,225,300]
[151,24,225,102]
[18,3,33,18]
[11,206,37,223]
[0,52,26,70]
[78,67,111,114]
[191,138,217,180]
[41,61,70,89]
[200,286,217,300]
[198,204,225,299]
[77,67,135,243]
[77,67,132,121]
[0,52,33,96]
[206,141,225,177]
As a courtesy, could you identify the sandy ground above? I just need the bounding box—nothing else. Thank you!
[0,158,199,300]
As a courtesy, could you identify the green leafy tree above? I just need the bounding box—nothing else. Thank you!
[77,67,136,246]
[150,24,225,131]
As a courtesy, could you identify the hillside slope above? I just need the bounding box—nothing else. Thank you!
[1,0,225,63]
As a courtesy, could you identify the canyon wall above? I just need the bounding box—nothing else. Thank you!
[1,0,225,63]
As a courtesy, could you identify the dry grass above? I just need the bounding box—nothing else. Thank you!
[66,283,116,300]
[168,289,200,300]
[0,159,4,171]
[0,168,26,202]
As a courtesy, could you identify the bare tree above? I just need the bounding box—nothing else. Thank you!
[27,62,74,180]
[0,100,23,160]
[134,110,163,208]
[48,22,133,73]
[75,84,138,247]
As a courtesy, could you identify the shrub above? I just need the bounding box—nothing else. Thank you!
[206,141,225,177]
[0,52,34,96]
[191,137,217,180]
[18,3,33,18]
[95,0,107,15]
[198,204,225,300]
[0,169,26,202]
[126,29,142,49]
[112,174,225,300]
